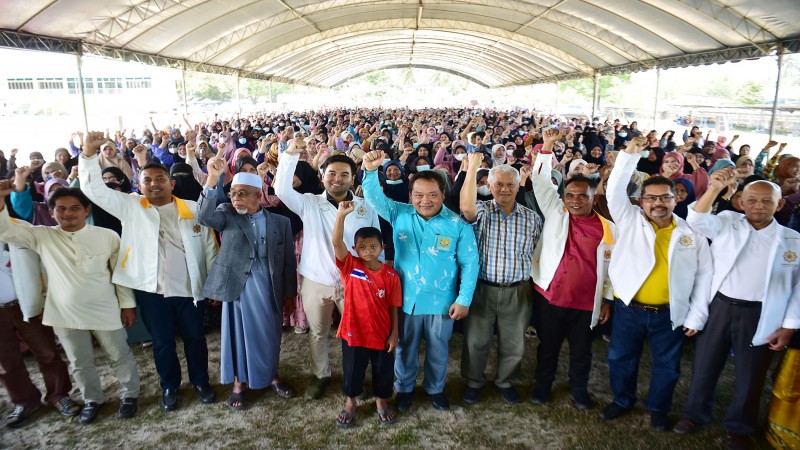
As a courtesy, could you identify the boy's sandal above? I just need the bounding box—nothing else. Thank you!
[376,407,397,425]
[227,392,247,411]
[336,409,356,428]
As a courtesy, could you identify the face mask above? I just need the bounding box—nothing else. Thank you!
[454,153,466,161]
[640,150,651,158]
[219,137,228,143]
[45,174,53,181]
[551,183,559,191]
[618,132,628,138]
[238,138,247,145]
[416,165,430,172]
[506,149,515,157]
[477,186,491,196]
[386,179,403,185]
[169,147,177,154]
[587,173,600,180]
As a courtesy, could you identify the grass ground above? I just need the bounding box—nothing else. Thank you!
[0,328,777,449]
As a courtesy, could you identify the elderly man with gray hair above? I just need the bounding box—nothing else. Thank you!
[459,152,542,405]
[675,171,800,450]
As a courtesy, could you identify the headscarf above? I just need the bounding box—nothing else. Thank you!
[235,156,259,174]
[408,156,433,174]
[220,131,237,162]
[101,167,132,193]
[98,145,134,180]
[584,145,605,165]
[710,147,731,165]
[708,158,736,175]
[659,152,686,180]
[476,169,492,201]
[381,160,408,203]
[42,162,67,180]
[715,136,728,152]
[230,148,252,173]
[168,128,185,147]
[673,178,696,219]
[775,157,800,183]
[170,163,203,201]
[294,160,323,195]
[43,178,69,202]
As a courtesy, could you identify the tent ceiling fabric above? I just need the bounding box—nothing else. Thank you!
[2,0,799,88]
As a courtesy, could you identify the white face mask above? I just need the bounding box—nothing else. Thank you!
[416,165,430,172]
[238,137,247,145]
[640,150,651,158]
[506,149,515,156]
[169,147,177,154]
[618,132,628,138]
[551,182,559,191]
[454,153,466,161]
[219,137,228,143]
[477,185,491,196]
[386,179,403,185]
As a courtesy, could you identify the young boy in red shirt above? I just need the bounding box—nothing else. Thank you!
[333,201,401,427]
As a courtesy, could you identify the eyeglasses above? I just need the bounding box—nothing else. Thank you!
[641,194,675,203]
[228,190,254,199]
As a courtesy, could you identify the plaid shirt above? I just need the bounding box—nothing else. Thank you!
[472,200,542,284]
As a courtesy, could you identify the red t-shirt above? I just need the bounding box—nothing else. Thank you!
[336,254,403,350]
[535,214,602,311]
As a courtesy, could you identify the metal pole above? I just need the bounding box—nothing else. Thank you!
[181,63,188,116]
[653,67,661,131]
[555,81,560,116]
[75,48,89,132]
[236,72,242,115]
[591,71,600,120]
[268,79,273,103]
[769,48,784,140]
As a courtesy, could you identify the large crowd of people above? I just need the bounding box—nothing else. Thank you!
[0,107,798,450]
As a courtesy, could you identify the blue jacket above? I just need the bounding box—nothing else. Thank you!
[362,170,478,315]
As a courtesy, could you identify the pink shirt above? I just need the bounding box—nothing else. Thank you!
[535,214,603,311]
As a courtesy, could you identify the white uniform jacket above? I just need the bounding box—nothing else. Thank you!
[685,208,800,345]
[606,151,713,329]
[79,153,217,301]
[531,152,618,328]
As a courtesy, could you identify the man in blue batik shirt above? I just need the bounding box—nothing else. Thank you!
[361,150,479,413]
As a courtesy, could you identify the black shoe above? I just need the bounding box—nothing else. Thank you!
[194,384,216,404]
[161,388,179,411]
[498,386,521,405]
[55,396,81,417]
[529,386,550,405]
[651,412,669,432]
[430,392,450,411]
[598,402,631,421]
[462,386,482,405]
[395,391,413,412]
[79,402,103,425]
[2,404,40,428]
[117,398,138,419]
[570,391,594,411]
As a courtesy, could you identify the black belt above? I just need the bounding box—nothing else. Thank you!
[628,300,669,313]
[716,292,761,307]
[480,279,523,288]
[0,300,19,309]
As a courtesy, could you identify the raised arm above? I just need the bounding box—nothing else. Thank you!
[78,131,135,220]
[531,128,565,216]
[0,180,40,250]
[607,136,648,226]
[333,201,355,262]
[273,140,310,217]
[361,151,399,223]
[459,152,483,223]
[196,157,229,232]
[686,167,733,239]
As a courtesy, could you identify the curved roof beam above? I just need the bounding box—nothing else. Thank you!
[328,64,491,88]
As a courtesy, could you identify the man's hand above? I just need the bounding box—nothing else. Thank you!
[466,152,483,173]
[599,303,612,325]
[186,142,197,159]
[132,144,147,159]
[121,308,137,328]
[257,162,270,180]
[708,167,734,192]
[206,157,226,179]
[70,166,79,180]
[683,327,699,337]
[624,136,648,154]
[449,303,469,320]
[337,200,355,217]
[0,179,15,199]
[519,165,532,186]
[386,331,398,353]
[766,328,796,351]
[83,131,106,157]
[362,150,383,172]
[216,142,227,156]
[15,166,31,181]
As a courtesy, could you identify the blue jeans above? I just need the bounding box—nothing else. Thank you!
[607,300,685,413]
[136,291,209,390]
[394,312,453,395]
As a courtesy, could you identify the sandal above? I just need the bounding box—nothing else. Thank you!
[336,409,356,428]
[376,407,397,425]
[227,391,247,411]
[270,381,296,399]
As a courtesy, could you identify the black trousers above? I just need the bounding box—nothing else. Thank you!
[341,340,394,399]
[533,292,594,393]
[682,293,774,436]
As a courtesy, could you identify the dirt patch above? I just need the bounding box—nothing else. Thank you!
[0,329,774,449]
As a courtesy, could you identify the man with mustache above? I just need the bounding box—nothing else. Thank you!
[599,136,712,432]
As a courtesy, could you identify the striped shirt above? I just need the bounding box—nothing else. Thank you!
[472,200,542,284]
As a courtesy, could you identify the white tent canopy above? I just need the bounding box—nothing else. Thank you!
[2,0,800,87]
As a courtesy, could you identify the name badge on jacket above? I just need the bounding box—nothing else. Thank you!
[435,234,453,252]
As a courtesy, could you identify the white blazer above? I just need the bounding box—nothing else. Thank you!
[79,154,217,302]
[606,151,713,329]
[531,153,618,328]
[685,208,800,345]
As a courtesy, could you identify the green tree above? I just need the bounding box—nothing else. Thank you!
[560,74,631,100]
[736,80,764,105]
[189,74,233,101]
[365,71,388,85]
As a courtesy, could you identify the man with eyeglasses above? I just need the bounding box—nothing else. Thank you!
[361,149,479,412]
[275,138,385,400]
[599,136,712,433]
[79,131,218,413]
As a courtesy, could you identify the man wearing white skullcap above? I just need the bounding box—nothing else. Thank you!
[197,158,299,410]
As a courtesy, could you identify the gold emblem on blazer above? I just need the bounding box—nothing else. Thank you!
[679,235,693,247]
[785,251,798,263]
[193,224,201,234]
